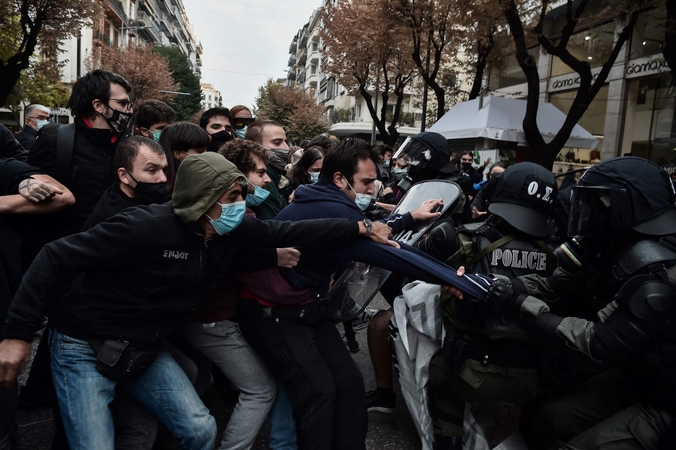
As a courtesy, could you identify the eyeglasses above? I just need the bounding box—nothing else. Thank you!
[28,115,51,121]
[233,117,255,129]
[110,98,133,109]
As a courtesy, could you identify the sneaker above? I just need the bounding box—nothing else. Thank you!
[346,339,360,352]
[365,389,396,413]
[352,308,381,331]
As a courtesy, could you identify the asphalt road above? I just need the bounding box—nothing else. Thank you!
[13,294,422,449]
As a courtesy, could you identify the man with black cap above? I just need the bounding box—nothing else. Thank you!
[365,162,558,424]
[455,156,676,449]
[413,162,557,449]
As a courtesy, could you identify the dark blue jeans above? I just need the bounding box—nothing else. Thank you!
[50,331,216,450]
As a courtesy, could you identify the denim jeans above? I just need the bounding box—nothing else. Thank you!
[179,319,277,450]
[50,330,216,450]
[269,380,297,450]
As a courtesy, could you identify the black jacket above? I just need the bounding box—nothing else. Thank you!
[0,159,41,335]
[27,121,123,237]
[0,125,28,162]
[15,126,37,152]
[83,183,143,231]
[2,203,360,345]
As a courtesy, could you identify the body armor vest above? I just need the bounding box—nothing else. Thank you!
[449,220,556,345]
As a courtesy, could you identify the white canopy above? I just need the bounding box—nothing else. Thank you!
[428,96,599,149]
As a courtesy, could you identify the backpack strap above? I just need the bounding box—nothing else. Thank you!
[56,123,76,184]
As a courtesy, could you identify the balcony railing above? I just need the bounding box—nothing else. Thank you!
[107,0,129,26]
[94,30,113,47]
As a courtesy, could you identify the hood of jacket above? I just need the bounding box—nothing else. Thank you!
[172,152,246,224]
[276,181,365,222]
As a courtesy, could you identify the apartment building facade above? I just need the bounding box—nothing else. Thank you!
[286,2,422,144]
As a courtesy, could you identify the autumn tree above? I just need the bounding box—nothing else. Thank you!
[500,0,643,169]
[385,0,508,121]
[255,79,329,143]
[152,46,202,121]
[0,0,100,107]
[89,44,177,105]
[322,0,415,146]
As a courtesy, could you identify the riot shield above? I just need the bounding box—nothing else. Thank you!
[323,180,461,321]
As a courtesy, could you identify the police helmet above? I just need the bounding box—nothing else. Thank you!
[568,156,676,237]
[395,132,456,176]
[487,162,557,238]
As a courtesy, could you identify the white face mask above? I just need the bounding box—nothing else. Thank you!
[36,119,49,130]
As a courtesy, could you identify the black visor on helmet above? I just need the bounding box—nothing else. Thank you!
[568,185,618,237]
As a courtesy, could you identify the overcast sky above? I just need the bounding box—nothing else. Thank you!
[182,0,322,110]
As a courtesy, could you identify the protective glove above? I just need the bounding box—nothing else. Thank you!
[484,279,527,318]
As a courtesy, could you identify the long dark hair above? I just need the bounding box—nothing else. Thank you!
[291,146,324,186]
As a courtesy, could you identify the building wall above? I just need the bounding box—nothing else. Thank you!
[200,83,221,110]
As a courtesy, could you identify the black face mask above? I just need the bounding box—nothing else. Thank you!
[105,106,132,136]
[208,130,233,153]
[461,162,472,172]
[128,173,168,204]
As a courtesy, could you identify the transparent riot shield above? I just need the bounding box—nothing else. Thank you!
[323,180,461,321]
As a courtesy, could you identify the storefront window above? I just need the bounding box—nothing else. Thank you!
[629,8,665,60]
[550,23,615,77]
[488,51,533,90]
[550,84,609,136]
[622,73,676,166]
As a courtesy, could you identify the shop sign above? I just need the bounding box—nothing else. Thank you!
[625,56,669,79]
[548,67,602,93]
[51,107,70,116]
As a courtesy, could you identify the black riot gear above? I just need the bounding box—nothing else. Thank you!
[569,156,676,237]
[487,162,557,238]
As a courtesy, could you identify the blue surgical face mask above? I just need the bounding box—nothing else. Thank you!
[391,167,407,181]
[36,119,49,131]
[151,130,162,142]
[309,172,319,184]
[235,126,247,139]
[245,184,270,207]
[207,201,246,235]
[383,159,390,168]
[346,180,372,212]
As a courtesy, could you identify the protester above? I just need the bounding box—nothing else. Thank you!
[236,138,443,450]
[135,100,176,143]
[0,156,72,449]
[16,104,51,151]
[244,120,292,219]
[200,107,234,152]
[158,121,210,191]
[27,69,133,238]
[288,146,324,200]
[230,105,255,139]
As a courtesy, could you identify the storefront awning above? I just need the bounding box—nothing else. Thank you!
[428,96,600,149]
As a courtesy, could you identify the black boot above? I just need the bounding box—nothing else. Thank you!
[434,434,463,450]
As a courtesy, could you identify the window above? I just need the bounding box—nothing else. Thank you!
[312,43,318,52]
[550,23,616,77]
[630,8,666,60]
[311,65,317,75]
[208,95,211,101]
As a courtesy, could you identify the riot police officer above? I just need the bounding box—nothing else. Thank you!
[419,162,559,449]
[480,157,676,449]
